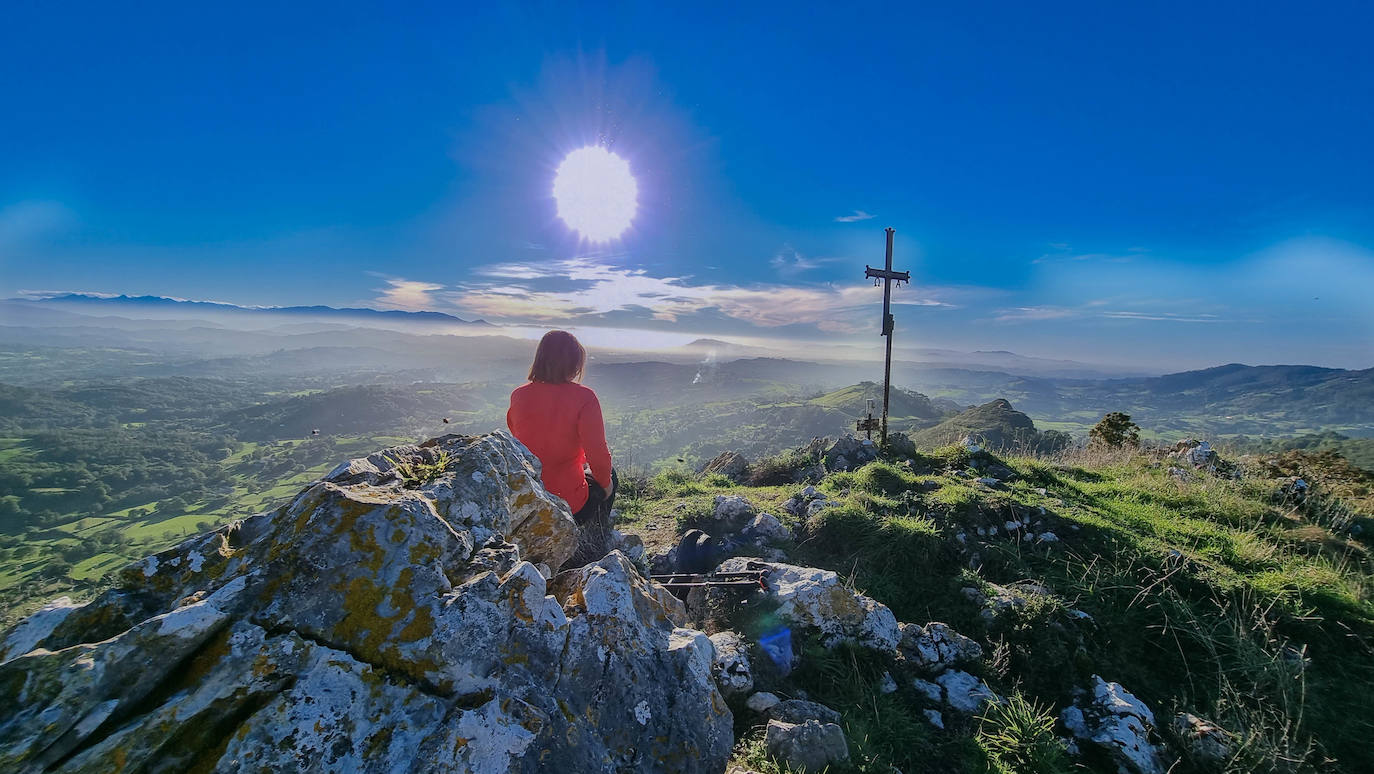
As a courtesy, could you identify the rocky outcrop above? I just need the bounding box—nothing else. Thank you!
[708,632,753,698]
[1171,439,1217,470]
[702,451,750,483]
[1061,676,1166,774]
[714,558,899,651]
[764,719,849,773]
[712,494,757,528]
[821,435,878,472]
[0,433,732,774]
[1172,712,1232,766]
[898,621,984,674]
[933,670,1000,714]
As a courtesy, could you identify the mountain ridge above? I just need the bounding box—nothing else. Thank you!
[14,293,494,327]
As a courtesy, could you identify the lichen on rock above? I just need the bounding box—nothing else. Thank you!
[0,432,732,773]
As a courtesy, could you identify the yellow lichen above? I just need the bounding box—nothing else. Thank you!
[396,605,434,643]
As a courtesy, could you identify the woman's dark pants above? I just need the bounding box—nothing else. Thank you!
[570,468,618,567]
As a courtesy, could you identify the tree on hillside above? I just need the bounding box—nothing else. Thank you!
[1089,412,1140,448]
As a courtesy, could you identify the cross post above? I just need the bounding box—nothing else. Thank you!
[864,228,909,445]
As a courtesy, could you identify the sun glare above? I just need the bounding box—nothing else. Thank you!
[552,146,638,242]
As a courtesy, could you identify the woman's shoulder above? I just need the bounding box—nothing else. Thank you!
[563,382,600,401]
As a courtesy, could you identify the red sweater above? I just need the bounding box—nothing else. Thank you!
[506,381,612,514]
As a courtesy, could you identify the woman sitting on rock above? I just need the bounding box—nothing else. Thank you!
[507,330,617,565]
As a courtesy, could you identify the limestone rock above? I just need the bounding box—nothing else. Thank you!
[713,494,756,528]
[804,497,838,519]
[764,719,849,773]
[715,558,900,650]
[822,435,878,473]
[1061,676,1166,774]
[609,528,646,563]
[0,433,732,774]
[898,622,983,674]
[885,432,917,458]
[703,451,750,483]
[708,631,754,698]
[1172,439,1218,471]
[0,596,80,664]
[936,669,1000,714]
[1173,712,1232,765]
[741,513,792,544]
[913,679,942,703]
[746,691,781,714]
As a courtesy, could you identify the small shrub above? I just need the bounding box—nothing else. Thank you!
[387,450,451,487]
[975,692,1072,774]
[650,468,704,498]
[748,448,820,486]
[701,473,735,488]
[1088,412,1141,449]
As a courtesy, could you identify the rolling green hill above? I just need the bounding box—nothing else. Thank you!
[909,398,1072,453]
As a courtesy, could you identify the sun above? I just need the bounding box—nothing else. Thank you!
[552,146,638,242]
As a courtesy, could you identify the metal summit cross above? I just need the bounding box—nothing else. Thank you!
[864,228,909,445]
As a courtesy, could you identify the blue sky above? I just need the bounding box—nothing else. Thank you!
[2,1,1372,369]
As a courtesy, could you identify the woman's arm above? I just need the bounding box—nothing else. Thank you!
[577,392,613,492]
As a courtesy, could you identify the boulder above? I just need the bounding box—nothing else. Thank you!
[935,669,1000,714]
[885,432,917,458]
[741,513,792,544]
[822,435,878,472]
[1172,439,1218,471]
[764,719,849,774]
[804,497,839,519]
[1060,676,1166,774]
[713,494,756,527]
[898,622,984,674]
[609,528,646,563]
[714,558,900,650]
[1173,712,1232,765]
[0,433,733,774]
[746,691,781,714]
[702,451,750,483]
[708,632,754,698]
[913,679,942,703]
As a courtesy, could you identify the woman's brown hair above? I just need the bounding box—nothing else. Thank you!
[528,330,587,383]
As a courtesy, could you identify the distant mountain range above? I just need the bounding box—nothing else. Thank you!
[12,293,493,327]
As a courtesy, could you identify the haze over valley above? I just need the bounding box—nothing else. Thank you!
[2,296,1371,626]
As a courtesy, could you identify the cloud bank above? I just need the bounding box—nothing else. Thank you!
[378,258,951,335]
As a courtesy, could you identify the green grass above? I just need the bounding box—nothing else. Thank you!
[118,514,215,541]
[68,552,128,581]
[715,446,1374,773]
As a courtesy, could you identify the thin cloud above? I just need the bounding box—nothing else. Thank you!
[992,306,1079,322]
[374,278,444,310]
[446,257,951,332]
[990,304,1238,324]
[1032,243,1140,264]
[834,210,876,223]
[770,247,837,275]
[1101,311,1228,323]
